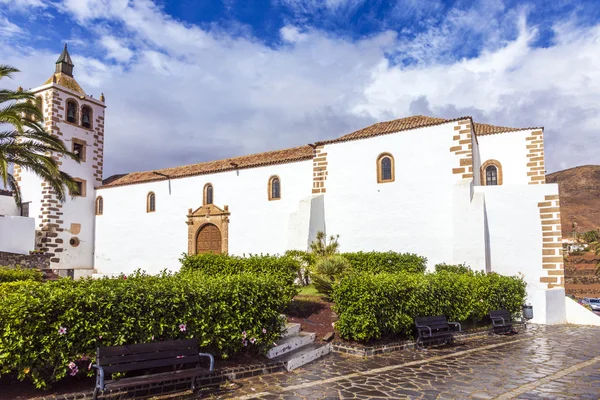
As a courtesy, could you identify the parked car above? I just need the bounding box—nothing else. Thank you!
[587,298,600,311]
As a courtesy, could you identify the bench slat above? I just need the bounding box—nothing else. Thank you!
[98,339,198,358]
[104,367,209,389]
[99,347,199,366]
[102,354,202,374]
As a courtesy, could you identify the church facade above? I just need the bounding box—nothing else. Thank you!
[14,47,567,324]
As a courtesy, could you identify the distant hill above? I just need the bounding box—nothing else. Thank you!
[546,165,600,237]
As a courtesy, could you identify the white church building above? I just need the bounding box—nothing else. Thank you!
[2,46,573,325]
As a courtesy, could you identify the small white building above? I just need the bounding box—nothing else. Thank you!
[17,47,568,324]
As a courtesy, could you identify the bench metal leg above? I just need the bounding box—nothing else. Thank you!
[92,387,99,400]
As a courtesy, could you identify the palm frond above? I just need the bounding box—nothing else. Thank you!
[0,65,20,80]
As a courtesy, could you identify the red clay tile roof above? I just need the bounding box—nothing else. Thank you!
[100,115,541,188]
[316,115,470,145]
[474,122,543,136]
[100,145,314,188]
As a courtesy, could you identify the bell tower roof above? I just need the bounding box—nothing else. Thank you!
[56,43,74,72]
[44,43,86,95]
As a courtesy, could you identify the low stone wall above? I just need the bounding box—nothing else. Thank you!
[0,251,51,269]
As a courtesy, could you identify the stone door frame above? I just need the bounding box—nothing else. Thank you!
[186,204,230,254]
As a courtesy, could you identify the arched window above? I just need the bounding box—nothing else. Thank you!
[269,176,281,200]
[204,184,213,205]
[486,166,498,186]
[376,153,395,183]
[81,106,92,129]
[66,99,78,124]
[481,160,503,186]
[147,192,156,212]
[96,196,103,215]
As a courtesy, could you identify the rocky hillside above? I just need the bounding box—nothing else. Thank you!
[546,165,600,237]
[565,252,600,298]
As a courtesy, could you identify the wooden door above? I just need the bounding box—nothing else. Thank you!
[196,224,222,254]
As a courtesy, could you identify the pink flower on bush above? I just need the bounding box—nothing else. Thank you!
[99,335,102,340]
[262,328,267,334]
[151,335,155,341]
[69,366,79,376]
[242,339,248,347]
[179,324,186,332]
[68,362,76,369]
[123,275,127,280]
[58,327,67,335]
[250,337,256,344]
[242,331,247,338]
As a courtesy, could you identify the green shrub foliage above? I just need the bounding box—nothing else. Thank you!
[179,253,299,284]
[341,251,427,274]
[332,270,526,342]
[434,263,472,274]
[0,271,295,389]
[0,266,43,282]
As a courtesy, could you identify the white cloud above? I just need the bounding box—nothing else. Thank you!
[0,16,24,36]
[280,25,307,43]
[1,0,599,178]
[0,0,46,9]
[100,36,134,62]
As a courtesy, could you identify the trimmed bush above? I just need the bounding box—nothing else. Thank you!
[0,266,43,282]
[332,271,526,342]
[0,271,295,389]
[341,251,427,274]
[179,253,299,284]
[434,263,471,274]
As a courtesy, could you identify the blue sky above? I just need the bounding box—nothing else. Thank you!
[1,0,600,176]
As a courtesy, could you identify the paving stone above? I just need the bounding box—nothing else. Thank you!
[199,325,600,399]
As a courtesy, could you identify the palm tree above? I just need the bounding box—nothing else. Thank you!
[0,65,78,207]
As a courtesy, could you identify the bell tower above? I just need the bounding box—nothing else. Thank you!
[13,44,106,278]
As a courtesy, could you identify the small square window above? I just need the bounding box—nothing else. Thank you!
[72,140,86,162]
[70,179,86,197]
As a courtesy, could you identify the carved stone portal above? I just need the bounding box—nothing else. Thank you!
[186,204,230,254]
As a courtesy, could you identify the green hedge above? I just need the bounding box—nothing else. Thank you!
[0,266,43,282]
[332,271,526,342]
[179,253,299,283]
[0,271,295,389]
[434,263,472,274]
[341,251,427,274]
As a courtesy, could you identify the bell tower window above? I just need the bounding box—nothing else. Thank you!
[66,100,77,124]
[72,138,86,162]
[81,106,92,129]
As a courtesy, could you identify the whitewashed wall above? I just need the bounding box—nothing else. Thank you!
[0,216,35,254]
[478,183,566,324]
[95,160,314,275]
[322,122,461,269]
[0,195,19,216]
[477,130,532,185]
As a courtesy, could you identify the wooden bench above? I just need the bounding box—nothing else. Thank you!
[414,315,461,349]
[490,309,518,334]
[92,339,214,400]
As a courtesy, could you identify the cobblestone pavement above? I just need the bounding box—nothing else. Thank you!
[202,325,600,399]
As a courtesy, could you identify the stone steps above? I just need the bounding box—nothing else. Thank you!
[266,331,315,359]
[264,319,331,370]
[270,342,332,371]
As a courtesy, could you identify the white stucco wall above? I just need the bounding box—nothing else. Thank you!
[0,216,35,254]
[566,297,600,326]
[0,195,19,216]
[477,183,566,324]
[477,130,534,185]
[322,122,462,268]
[452,180,486,270]
[95,160,314,275]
